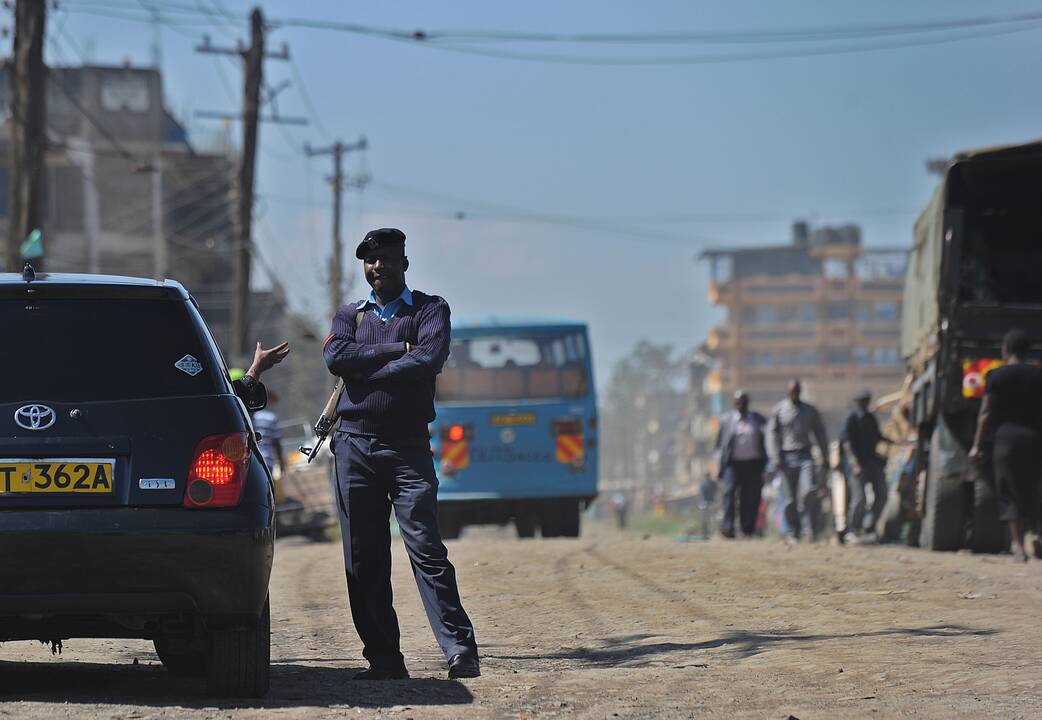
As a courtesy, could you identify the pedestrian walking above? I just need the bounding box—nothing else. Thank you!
[768,379,829,541]
[840,389,892,543]
[970,329,1042,563]
[323,228,480,680]
[252,389,285,479]
[714,390,768,538]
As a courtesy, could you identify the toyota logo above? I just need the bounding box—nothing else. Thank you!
[14,404,56,431]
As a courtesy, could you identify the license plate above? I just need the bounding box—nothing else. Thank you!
[0,459,115,494]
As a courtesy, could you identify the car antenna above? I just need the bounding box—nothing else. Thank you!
[22,262,35,282]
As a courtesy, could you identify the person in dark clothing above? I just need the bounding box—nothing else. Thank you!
[323,228,480,680]
[970,329,1042,562]
[840,388,892,543]
[715,390,768,538]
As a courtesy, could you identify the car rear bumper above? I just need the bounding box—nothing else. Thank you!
[0,503,273,633]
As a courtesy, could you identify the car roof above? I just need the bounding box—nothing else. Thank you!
[0,272,190,300]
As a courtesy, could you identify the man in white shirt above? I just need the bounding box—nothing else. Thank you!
[714,390,768,538]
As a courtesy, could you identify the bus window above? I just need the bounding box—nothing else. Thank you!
[439,332,589,401]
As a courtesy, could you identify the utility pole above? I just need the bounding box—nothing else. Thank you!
[304,137,368,317]
[196,8,293,364]
[7,0,47,272]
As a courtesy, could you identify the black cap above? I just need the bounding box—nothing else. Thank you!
[854,387,872,401]
[356,228,406,259]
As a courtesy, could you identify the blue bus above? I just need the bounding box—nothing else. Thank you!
[432,318,598,538]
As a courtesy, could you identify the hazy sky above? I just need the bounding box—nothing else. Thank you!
[51,0,1042,385]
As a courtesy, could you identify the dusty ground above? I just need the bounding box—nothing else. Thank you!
[1,524,1041,718]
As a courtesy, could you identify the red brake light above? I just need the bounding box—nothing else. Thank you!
[184,432,250,508]
[448,425,465,442]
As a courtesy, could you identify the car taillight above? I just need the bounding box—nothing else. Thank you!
[184,432,250,508]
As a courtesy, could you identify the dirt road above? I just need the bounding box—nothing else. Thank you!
[1,525,1041,718]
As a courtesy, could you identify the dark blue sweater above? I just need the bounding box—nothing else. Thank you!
[323,290,450,439]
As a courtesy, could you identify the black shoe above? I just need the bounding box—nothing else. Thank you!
[447,653,480,679]
[353,663,410,680]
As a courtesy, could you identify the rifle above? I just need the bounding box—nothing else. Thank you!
[299,379,343,463]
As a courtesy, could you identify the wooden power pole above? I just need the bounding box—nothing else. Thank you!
[7,0,47,272]
[232,8,264,363]
[304,136,367,317]
[196,7,295,362]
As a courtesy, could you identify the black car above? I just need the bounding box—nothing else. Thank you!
[0,270,274,697]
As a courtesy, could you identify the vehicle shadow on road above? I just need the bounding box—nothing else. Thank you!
[486,624,999,668]
[0,660,474,709]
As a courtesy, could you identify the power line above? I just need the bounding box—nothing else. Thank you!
[62,2,1042,43]
[418,21,1042,66]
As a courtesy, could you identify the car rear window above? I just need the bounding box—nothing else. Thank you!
[0,298,222,402]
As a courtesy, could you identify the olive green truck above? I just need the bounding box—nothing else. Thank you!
[901,139,1042,552]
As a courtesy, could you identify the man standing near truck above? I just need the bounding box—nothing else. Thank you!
[970,329,1042,562]
[769,379,829,541]
[840,389,892,543]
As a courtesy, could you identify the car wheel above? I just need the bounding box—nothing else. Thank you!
[206,598,271,698]
[154,633,211,677]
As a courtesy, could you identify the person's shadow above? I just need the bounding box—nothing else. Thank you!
[0,659,474,710]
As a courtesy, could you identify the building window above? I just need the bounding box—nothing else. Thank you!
[854,302,871,323]
[711,256,734,283]
[826,347,850,364]
[743,304,776,325]
[799,303,818,323]
[775,305,797,323]
[826,302,850,320]
[853,346,871,366]
[874,301,899,322]
[873,346,900,366]
[824,259,849,280]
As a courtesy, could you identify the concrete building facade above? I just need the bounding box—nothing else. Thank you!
[701,222,908,434]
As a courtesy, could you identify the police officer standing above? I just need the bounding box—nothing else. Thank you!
[323,228,480,680]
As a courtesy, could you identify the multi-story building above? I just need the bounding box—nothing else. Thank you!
[701,222,908,434]
[0,62,288,359]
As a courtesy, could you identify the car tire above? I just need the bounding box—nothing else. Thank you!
[154,634,211,677]
[206,598,270,698]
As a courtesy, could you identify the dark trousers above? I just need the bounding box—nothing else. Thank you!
[331,431,478,667]
[847,459,887,534]
[721,460,764,536]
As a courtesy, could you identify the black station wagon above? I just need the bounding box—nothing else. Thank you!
[0,269,274,697]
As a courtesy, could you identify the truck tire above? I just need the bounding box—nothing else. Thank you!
[559,501,581,538]
[919,420,966,551]
[438,507,462,540]
[514,512,536,539]
[970,465,1006,553]
[206,598,270,698]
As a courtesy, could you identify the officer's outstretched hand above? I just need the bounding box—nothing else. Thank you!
[247,341,290,379]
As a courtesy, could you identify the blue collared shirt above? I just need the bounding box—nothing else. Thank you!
[364,286,413,322]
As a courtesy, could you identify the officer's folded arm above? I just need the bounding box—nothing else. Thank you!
[366,306,450,384]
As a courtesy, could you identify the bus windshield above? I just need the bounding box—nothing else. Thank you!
[437,330,589,401]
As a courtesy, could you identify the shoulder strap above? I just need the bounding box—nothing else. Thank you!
[354,301,367,329]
